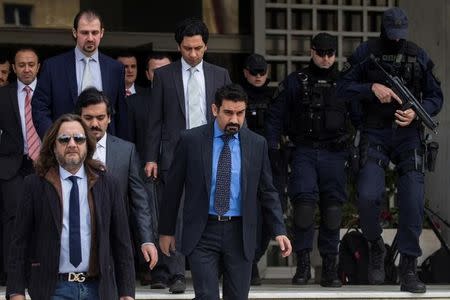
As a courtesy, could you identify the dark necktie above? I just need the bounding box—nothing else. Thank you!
[214,135,232,216]
[68,176,82,268]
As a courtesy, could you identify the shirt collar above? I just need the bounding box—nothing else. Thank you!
[181,57,203,72]
[127,83,136,94]
[213,119,239,140]
[75,46,99,62]
[17,78,37,92]
[59,164,87,181]
[97,132,107,149]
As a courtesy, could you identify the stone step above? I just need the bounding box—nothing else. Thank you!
[135,284,450,299]
[2,284,449,299]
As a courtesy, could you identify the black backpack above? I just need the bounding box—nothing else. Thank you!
[338,228,369,284]
[420,247,450,283]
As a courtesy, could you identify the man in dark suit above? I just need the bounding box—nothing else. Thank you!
[0,48,41,283]
[0,56,10,87]
[32,9,128,140]
[74,88,158,283]
[117,52,148,97]
[7,114,134,300]
[144,53,172,88]
[159,84,292,300]
[143,18,231,292]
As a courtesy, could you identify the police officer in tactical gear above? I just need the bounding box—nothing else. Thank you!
[241,54,286,286]
[337,7,443,293]
[266,33,349,288]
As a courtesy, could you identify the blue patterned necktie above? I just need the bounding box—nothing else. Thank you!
[214,134,232,216]
[68,176,82,268]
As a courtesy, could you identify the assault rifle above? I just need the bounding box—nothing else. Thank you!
[370,54,438,133]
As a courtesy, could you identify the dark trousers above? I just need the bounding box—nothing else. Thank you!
[289,146,348,254]
[152,171,185,282]
[188,219,252,300]
[358,128,424,257]
[0,157,34,270]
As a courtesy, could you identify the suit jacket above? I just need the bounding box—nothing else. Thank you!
[126,92,151,162]
[144,60,231,177]
[0,83,25,180]
[159,124,286,260]
[105,134,154,244]
[32,49,128,140]
[134,84,149,96]
[7,167,135,299]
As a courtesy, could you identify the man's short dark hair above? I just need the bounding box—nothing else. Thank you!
[116,51,136,60]
[73,9,103,30]
[174,17,209,45]
[214,84,248,108]
[145,52,172,70]
[74,87,114,116]
[14,48,40,64]
[0,55,9,65]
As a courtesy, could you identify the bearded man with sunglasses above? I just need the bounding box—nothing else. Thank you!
[7,114,135,300]
[266,32,350,287]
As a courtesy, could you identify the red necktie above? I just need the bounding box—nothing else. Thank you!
[126,88,132,97]
[24,86,41,161]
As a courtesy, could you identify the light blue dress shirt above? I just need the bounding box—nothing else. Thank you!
[58,165,91,273]
[209,120,242,216]
[75,47,103,95]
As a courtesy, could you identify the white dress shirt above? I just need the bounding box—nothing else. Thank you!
[58,165,91,273]
[181,58,207,129]
[93,133,107,164]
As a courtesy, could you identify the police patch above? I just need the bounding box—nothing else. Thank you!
[341,61,352,73]
[272,82,285,100]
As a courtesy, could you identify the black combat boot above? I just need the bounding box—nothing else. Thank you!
[368,237,386,284]
[399,254,426,293]
[320,254,342,287]
[250,263,262,286]
[292,250,311,285]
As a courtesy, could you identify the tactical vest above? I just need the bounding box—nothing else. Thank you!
[364,39,424,128]
[246,102,269,134]
[289,68,347,143]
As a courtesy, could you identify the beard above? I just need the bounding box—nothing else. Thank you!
[55,150,86,173]
[224,123,240,135]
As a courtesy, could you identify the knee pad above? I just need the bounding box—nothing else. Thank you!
[323,204,342,231]
[294,202,315,229]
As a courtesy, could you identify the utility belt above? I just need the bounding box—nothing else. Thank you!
[350,133,438,176]
[294,138,349,152]
[365,117,420,129]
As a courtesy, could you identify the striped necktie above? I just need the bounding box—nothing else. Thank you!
[23,85,41,161]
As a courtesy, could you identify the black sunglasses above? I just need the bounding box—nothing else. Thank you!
[313,48,336,58]
[57,133,87,145]
[248,69,267,76]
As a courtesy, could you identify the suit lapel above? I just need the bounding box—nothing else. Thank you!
[239,128,251,207]
[203,62,214,122]
[202,125,214,198]
[99,53,110,95]
[105,135,114,171]
[172,61,186,118]
[66,51,78,104]
[9,83,21,130]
